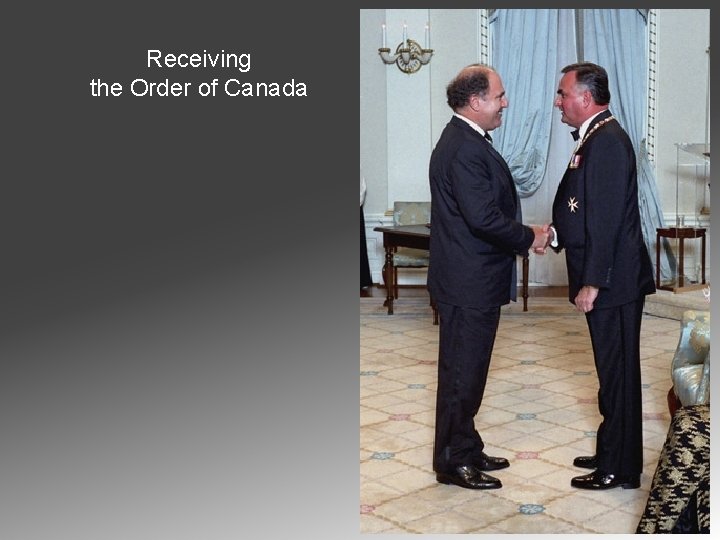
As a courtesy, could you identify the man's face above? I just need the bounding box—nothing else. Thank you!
[555,71,586,128]
[475,71,508,132]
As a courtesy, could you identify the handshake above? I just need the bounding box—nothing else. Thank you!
[530,224,554,255]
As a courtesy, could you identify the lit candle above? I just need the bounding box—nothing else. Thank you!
[403,23,407,46]
[425,24,430,48]
[382,24,386,48]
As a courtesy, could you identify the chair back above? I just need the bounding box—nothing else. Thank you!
[393,201,431,226]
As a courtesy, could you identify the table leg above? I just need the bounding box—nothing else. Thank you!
[701,233,706,284]
[382,246,395,315]
[522,256,529,312]
[656,232,661,288]
[678,239,685,288]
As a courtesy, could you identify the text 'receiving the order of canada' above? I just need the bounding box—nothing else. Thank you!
[90,49,307,97]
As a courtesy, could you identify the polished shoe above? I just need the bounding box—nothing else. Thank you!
[436,465,502,490]
[571,470,640,490]
[573,455,597,469]
[475,452,510,471]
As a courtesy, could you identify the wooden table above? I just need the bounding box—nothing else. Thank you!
[373,224,529,315]
[656,227,706,292]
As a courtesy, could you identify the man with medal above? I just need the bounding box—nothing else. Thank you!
[541,62,655,490]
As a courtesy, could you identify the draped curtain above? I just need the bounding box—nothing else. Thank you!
[490,10,558,198]
[583,9,675,281]
[490,8,673,281]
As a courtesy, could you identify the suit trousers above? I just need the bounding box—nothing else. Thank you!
[433,301,500,473]
[585,297,645,477]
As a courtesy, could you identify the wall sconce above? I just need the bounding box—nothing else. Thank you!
[379,23,433,74]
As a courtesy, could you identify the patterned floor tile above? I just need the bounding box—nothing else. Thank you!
[360,297,681,534]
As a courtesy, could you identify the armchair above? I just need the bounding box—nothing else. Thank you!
[667,310,710,415]
[637,309,710,533]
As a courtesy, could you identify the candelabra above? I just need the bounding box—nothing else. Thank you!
[379,24,433,74]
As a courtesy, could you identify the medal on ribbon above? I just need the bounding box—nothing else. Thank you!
[567,116,615,170]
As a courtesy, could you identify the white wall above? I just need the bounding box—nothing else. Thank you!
[360,8,711,286]
[359,9,388,217]
[655,9,710,215]
[654,9,710,283]
[360,9,484,283]
[361,8,482,218]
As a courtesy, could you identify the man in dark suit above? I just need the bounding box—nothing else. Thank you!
[428,64,548,490]
[546,62,656,490]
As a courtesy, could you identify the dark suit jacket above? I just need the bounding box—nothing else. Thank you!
[428,116,534,308]
[552,110,655,308]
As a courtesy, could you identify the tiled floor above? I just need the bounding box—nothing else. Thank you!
[360,295,682,534]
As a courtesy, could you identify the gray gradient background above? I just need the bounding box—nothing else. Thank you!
[2,2,357,539]
[2,4,717,539]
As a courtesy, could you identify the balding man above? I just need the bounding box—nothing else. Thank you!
[428,64,548,490]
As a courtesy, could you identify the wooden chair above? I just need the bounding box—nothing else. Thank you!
[392,202,437,324]
[392,201,431,299]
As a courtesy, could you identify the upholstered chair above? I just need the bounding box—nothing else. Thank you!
[392,201,431,299]
[668,310,710,414]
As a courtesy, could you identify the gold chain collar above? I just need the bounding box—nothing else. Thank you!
[574,115,615,154]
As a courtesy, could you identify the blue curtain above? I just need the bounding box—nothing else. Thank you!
[490,10,559,198]
[583,9,675,281]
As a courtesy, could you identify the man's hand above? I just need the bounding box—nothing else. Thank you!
[531,224,553,254]
[574,285,599,313]
[530,225,549,254]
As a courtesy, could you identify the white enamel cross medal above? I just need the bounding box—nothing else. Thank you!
[568,197,579,213]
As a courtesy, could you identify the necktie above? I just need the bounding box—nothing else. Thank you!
[484,132,493,143]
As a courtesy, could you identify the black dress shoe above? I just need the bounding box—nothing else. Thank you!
[475,453,510,471]
[436,465,502,490]
[571,470,640,490]
[573,455,597,469]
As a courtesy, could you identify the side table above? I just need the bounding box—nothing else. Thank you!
[656,227,706,292]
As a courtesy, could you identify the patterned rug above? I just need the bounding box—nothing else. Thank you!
[360,296,680,534]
